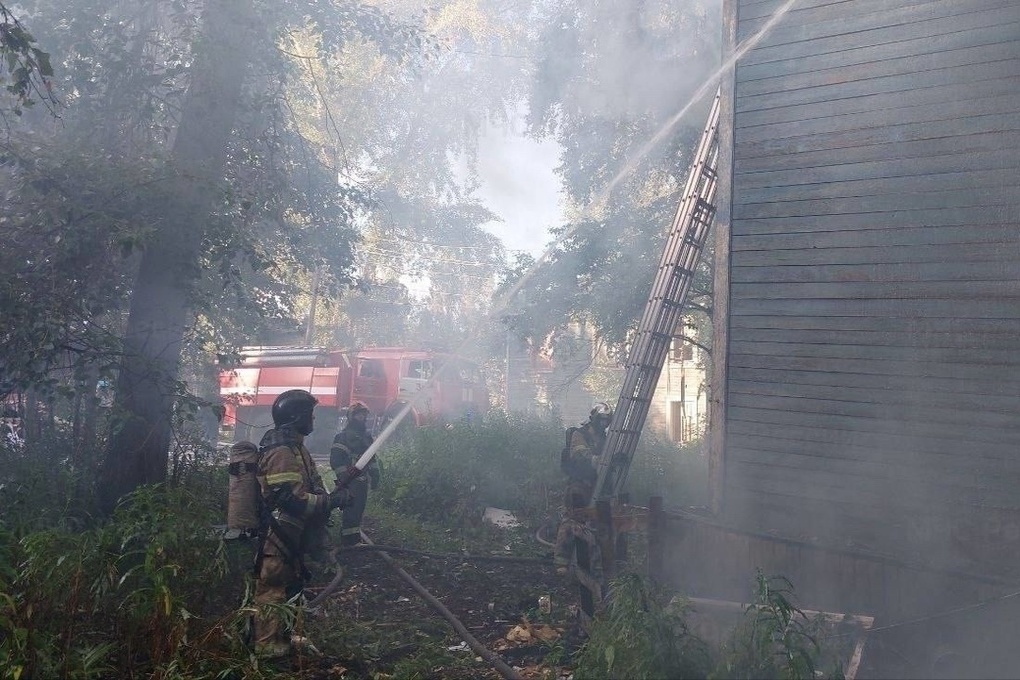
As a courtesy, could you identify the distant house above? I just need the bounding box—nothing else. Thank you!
[506,320,709,443]
[649,329,709,444]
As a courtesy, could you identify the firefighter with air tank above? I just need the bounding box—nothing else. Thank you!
[554,401,613,575]
[251,389,356,661]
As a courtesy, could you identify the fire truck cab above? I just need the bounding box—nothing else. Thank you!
[219,346,488,452]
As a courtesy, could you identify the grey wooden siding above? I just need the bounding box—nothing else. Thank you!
[722,0,1020,575]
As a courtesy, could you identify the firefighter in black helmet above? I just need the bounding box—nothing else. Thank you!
[330,401,381,546]
[253,389,350,661]
[554,401,612,575]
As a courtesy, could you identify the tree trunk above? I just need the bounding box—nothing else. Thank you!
[99,0,257,512]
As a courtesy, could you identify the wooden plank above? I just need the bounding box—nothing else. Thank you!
[737,105,1020,149]
[737,0,1008,24]
[730,260,1020,281]
[727,391,1020,432]
[726,445,1020,507]
[718,489,912,545]
[737,2,1020,59]
[738,40,1020,99]
[738,20,1020,82]
[729,314,1020,335]
[726,403,1020,447]
[737,128,1020,176]
[734,145,1020,191]
[729,351,1020,383]
[736,73,1020,132]
[733,186,1018,220]
[731,224,1020,251]
[726,428,1020,479]
[728,378,1020,415]
[729,362,1020,395]
[730,280,1020,300]
[736,59,1020,115]
[725,470,931,523]
[730,243,1020,267]
[732,206,1020,236]
[729,296,1020,319]
[728,325,1020,351]
[726,457,1020,510]
[738,0,856,22]
[726,418,1020,467]
[736,169,1020,206]
[710,0,740,517]
[729,339,1020,366]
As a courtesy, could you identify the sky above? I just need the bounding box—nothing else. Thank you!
[472,120,563,259]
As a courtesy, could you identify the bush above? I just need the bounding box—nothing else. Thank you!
[625,434,709,508]
[375,411,565,526]
[574,573,712,680]
[0,484,254,679]
[715,570,842,680]
[375,411,710,531]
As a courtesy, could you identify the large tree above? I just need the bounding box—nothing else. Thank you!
[96,0,260,508]
[504,0,721,357]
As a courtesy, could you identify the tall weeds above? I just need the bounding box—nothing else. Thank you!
[0,485,254,679]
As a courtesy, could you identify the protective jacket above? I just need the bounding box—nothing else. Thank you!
[330,422,380,487]
[257,426,330,563]
[330,420,380,545]
[564,422,605,507]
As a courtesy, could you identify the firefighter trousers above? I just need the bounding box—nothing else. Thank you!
[340,476,369,546]
[253,550,302,658]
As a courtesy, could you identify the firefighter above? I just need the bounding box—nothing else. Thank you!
[553,401,613,575]
[330,401,381,546]
[254,389,352,661]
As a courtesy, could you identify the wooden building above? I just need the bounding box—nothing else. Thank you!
[665,0,1020,636]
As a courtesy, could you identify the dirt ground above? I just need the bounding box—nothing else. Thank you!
[284,517,591,679]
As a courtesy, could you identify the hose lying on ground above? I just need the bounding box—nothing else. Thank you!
[308,532,524,680]
[348,543,552,565]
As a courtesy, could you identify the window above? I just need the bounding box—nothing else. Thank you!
[358,359,384,378]
[457,363,480,384]
[406,360,433,379]
[671,337,694,362]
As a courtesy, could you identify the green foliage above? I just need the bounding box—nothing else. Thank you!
[375,411,565,526]
[0,484,257,679]
[575,573,712,680]
[374,411,709,533]
[502,0,721,354]
[574,571,849,680]
[626,435,709,509]
[714,571,832,680]
[0,412,105,533]
[0,3,56,115]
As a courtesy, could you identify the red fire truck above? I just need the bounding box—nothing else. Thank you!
[219,346,489,451]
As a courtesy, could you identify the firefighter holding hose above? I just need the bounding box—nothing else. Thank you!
[253,389,353,661]
[331,401,381,547]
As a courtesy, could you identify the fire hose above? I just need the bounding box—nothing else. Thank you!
[308,531,524,680]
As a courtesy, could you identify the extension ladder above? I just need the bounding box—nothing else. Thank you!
[591,90,721,502]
